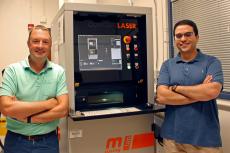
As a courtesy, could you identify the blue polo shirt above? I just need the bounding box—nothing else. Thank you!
[0,58,68,136]
[157,50,223,147]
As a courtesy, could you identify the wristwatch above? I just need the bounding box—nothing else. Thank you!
[27,116,32,123]
[172,85,177,92]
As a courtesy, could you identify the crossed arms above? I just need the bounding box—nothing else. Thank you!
[0,94,69,123]
[156,75,222,105]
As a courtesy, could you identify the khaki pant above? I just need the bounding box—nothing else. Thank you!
[163,139,223,153]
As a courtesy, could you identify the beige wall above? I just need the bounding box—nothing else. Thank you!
[59,0,97,8]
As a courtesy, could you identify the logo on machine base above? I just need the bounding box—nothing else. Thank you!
[105,132,155,153]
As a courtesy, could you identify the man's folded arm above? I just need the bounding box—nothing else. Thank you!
[175,82,222,101]
[30,94,69,123]
[156,85,196,105]
[0,96,58,119]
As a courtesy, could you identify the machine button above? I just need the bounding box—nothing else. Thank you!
[126,44,130,51]
[138,79,144,84]
[127,63,131,69]
[135,62,139,69]
[81,97,86,102]
[133,35,137,39]
[134,44,138,51]
[75,82,80,87]
[123,36,132,44]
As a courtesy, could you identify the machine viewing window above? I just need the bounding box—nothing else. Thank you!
[78,35,122,71]
[87,91,124,105]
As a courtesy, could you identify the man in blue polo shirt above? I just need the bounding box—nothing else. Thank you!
[156,20,223,153]
[0,25,69,153]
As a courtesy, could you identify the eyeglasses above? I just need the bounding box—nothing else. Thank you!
[175,32,194,39]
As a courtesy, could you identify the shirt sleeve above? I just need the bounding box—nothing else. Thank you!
[207,57,224,85]
[0,66,17,96]
[56,69,68,96]
[157,60,170,86]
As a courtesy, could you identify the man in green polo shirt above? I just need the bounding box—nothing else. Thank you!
[0,25,69,153]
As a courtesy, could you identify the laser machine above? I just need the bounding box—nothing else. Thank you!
[51,3,163,153]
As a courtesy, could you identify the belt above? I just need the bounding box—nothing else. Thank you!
[8,130,57,141]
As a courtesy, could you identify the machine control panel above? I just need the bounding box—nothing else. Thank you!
[73,12,148,111]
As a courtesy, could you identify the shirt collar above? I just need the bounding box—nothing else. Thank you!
[175,49,203,63]
[21,56,52,73]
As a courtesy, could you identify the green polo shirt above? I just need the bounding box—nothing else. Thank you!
[0,58,68,135]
